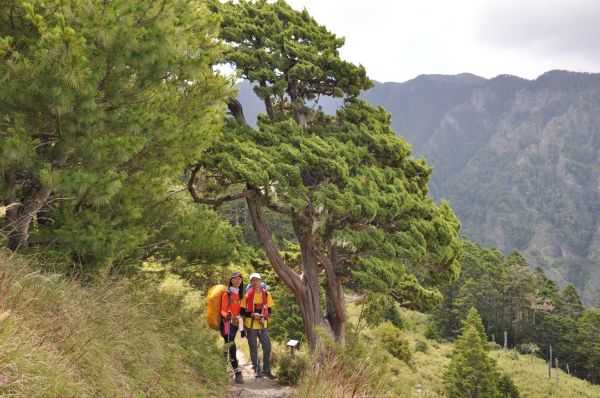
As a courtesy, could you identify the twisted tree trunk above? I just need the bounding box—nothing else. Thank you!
[246,190,327,350]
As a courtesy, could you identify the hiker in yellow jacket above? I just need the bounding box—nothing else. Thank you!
[240,273,275,379]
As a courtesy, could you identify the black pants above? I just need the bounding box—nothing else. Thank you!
[220,319,239,370]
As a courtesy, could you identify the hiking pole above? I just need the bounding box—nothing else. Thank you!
[254,313,262,380]
[257,313,266,378]
[225,312,232,375]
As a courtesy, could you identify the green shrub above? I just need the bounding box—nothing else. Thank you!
[384,302,405,329]
[276,349,309,386]
[415,340,429,353]
[374,321,411,363]
[424,323,442,342]
[517,342,539,356]
[498,373,520,398]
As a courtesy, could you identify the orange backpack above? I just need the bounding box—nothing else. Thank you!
[206,284,228,330]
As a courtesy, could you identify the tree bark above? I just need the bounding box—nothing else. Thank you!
[246,190,302,292]
[310,238,346,344]
[227,99,247,125]
[288,81,308,128]
[259,80,275,121]
[246,190,327,350]
[5,185,52,251]
[298,245,327,350]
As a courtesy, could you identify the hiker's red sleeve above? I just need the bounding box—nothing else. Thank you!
[221,292,230,318]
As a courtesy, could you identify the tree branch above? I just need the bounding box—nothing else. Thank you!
[227,99,247,125]
[246,189,303,293]
[263,191,292,215]
[187,163,247,206]
[308,235,347,341]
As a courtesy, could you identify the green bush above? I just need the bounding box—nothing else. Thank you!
[415,340,429,353]
[498,373,521,398]
[517,342,539,356]
[374,321,411,363]
[276,349,309,386]
[424,323,442,342]
[384,302,405,329]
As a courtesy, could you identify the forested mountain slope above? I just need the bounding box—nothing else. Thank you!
[377,71,600,307]
[240,70,600,306]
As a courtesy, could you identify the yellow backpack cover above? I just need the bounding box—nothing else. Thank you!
[206,284,228,330]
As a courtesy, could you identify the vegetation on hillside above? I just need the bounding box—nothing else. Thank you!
[433,240,600,384]
[0,250,228,396]
[0,0,598,396]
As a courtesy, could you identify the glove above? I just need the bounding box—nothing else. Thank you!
[240,330,246,339]
[225,312,232,320]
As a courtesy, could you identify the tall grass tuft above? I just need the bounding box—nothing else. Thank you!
[291,329,391,398]
[0,249,229,396]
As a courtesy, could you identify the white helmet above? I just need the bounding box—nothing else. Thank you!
[249,272,262,281]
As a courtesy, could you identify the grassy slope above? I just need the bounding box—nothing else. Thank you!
[0,250,229,397]
[381,309,600,398]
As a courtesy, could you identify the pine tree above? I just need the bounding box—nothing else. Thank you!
[192,0,462,349]
[560,283,584,319]
[0,0,233,270]
[444,307,503,398]
[575,308,600,383]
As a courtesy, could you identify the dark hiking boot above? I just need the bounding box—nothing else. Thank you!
[261,369,276,380]
[234,371,244,384]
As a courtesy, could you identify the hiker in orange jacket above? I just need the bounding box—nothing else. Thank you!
[240,272,275,379]
[221,271,244,384]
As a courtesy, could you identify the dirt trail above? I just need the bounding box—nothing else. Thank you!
[223,348,293,398]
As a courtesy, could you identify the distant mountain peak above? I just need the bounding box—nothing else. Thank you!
[409,73,487,85]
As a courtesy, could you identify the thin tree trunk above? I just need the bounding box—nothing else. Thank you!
[324,276,346,344]
[311,233,346,344]
[297,236,327,350]
[288,81,308,128]
[227,99,247,125]
[259,80,275,120]
[6,185,52,251]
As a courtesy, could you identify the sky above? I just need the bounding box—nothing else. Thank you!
[284,0,600,83]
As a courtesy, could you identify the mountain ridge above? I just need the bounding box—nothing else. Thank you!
[236,70,600,306]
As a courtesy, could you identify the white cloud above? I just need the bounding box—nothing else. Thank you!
[285,0,600,82]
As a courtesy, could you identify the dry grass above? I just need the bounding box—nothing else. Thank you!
[495,350,600,398]
[339,303,600,398]
[291,332,386,398]
[0,249,229,396]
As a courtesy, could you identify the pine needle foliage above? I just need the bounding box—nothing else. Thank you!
[444,307,519,398]
[0,0,231,270]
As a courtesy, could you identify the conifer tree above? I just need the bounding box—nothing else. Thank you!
[560,283,584,319]
[575,308,600,384]
[0,0,232,269]
[444,307,504,398]
[191,0,462,348]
